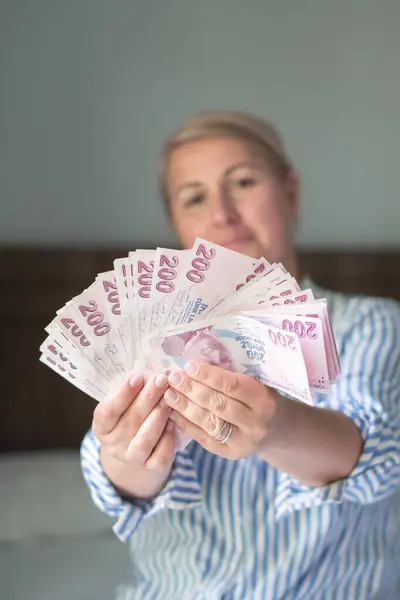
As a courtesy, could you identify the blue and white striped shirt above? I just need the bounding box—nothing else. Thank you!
[81,280,400,599]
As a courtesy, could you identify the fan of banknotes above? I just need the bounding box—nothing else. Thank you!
[39,238,340,408]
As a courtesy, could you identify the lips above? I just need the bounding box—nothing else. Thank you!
[221,238,253,250]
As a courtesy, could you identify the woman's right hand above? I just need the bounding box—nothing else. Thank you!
[92,372,176,500]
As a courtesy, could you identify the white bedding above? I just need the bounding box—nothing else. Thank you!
[0,450,131,600]
[3,451,398,600]
[0,532,130,600]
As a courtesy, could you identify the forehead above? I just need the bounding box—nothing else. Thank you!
[168,137,259,186]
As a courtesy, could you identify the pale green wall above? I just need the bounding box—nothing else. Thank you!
[1,0,400,247]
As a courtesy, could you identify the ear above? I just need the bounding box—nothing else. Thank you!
[284,170,301,218]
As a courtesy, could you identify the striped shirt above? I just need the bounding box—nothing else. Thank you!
[81,279,400,599]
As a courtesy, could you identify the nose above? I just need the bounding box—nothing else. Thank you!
[210,187,240,227]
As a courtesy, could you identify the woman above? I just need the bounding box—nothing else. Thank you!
[81,111,400,599]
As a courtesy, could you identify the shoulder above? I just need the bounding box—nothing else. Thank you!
[308,278,400,338]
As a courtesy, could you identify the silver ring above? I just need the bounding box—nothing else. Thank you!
[219,423,233,445]
[214,420,228,441]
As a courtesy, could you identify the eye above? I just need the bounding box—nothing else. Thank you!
[184,193,204,207]
[233,177,256,189]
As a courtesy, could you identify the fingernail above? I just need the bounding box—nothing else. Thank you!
[155,373,168,389]
[129,373,143,388]
[168,371,183,386]
[164,389,178,404]
[184,361,198,376]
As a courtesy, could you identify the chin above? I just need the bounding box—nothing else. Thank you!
[225,240,265,259]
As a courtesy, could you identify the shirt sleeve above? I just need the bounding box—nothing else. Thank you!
[275,298,400,518]
[80,430,203,542]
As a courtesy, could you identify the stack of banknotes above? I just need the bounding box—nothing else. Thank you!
[40,238,340,408]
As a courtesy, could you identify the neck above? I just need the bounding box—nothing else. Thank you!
[282,250,300,282]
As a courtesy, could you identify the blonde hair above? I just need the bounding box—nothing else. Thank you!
[160,110,293,209]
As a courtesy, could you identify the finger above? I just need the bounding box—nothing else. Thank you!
[163,388,226,439]
[146,422,176,470]
[93,373,144,437]
[169,410,234,456]
[119,372,170,437]
[182,362,265,407]
[127,402,171,462]
[167,368,250,426]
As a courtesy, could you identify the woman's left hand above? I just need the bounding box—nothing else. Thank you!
[162,361,279,459]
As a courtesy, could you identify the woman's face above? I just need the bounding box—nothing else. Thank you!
[167,137,299,267]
